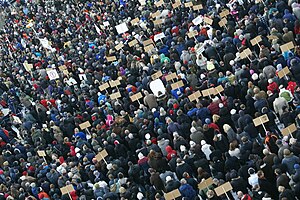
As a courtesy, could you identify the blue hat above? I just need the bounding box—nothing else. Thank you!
[205,118,211,124]
[294,164,300,169]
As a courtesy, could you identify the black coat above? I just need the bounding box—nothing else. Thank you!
[258,178,279,200]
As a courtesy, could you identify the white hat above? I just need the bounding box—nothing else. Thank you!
[268,79,273,84]
[166,176,172,183]
[252,73,258,81]
[230,109,236,115]
[201,140,206,145]
[137,192,144,200]
[138,152,144,160]
[128,133,134,139]
[229,60,235,66]
[190,141,196,148]
[219,103,224,108]
[107,163,113,170]
[145,133,151,140]
[190,127,196,133]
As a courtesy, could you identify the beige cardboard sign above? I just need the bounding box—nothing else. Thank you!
[267,35,278,40]
[202,88,216,97]
[203,17,213,25]
[60,185,75,195]
[214,182,233,196]
[131,18,139,25]
[187,30,198,38]
[165,72,178,82]
[281,123,297,137]
[239,48,252,59]
[250,36,262,46]
[193,4,203,10]
[219,9,230,18]
[215,85,224,94]
[153,19,163,25]
[164,189,181,200]
[280,41,294,53]
[110,91,121,100]
[277,67,291,79]
[143,39,154,46]
[115,43,124,51]
[198,177,214,190]
[99,82,110,91]
[155,0,164,7]
[172,2,181,9]
[171,80,184,90]
[144,44,155,52]
[79,121,91,130]
[128,39,138,47]
[151,71,163,80]
[106,56,117,62]
[188,90,202,102]
[130,92,143,102]
[151,11,161,18]
[253,114,269,127]
[184,2,193,7]
[37,150,46,157]
[109,79,121,88]
[95,149,108,161]
[218,18,227,27]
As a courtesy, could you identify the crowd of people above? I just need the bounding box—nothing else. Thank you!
[1,0,300,199]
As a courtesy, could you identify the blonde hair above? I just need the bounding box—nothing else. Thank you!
[212,114,220,123]
[223,124,231,133]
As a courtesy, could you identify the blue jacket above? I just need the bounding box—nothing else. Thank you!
[179,184,196,199]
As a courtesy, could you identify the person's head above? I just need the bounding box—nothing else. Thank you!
[257,170,264,178]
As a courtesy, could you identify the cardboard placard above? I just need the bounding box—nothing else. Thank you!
[198,177,214,190]
[214,182,233,196]
[109,79,121,88]
[250,36,262,46]
[192,16,203,26]
[139,0,146,5]
[23,62,33,72]
[115,22,128,34]
[193,4,203,10]
[281,123,297,137]
[172,1,181,9]
[171,80,184,90]
[202,88,216,97]
[128,39,138,47]
[165,72,177,82]
[37,150,46,157]
[152,11,161,18]
[95,149,108,161]
[47,69,59,80]
[143,39,154,46]
[185,2,193,7]
[164,189,181,200]
[106,56,117,62]
[215,85,224,94]
[144,44,155,52]
[277,67,290,79]
[58,65,67,71]
[188,91,202,102]
[253,114,269,127]
[155,0,164,7]
[99,82,110,91]
[130,92,143,102]
[218,18,227,27]
[151,71,163,80]
[60,185,75,195]
[203,17,213,25]
[239,48,252,59]
[131,18,139,25]
[219,9,230,18]
[153,19,163,25]
[115,43,124,51]
[280,41,294,53]
[110,91,121,100]
[267,35,279,40]
[154,33,166,42]
[187,30,198,38]
[79,121,91,130]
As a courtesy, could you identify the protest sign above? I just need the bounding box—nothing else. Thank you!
[188,91,202,102]
[79,121,91,130]
[115,23,128,34]
[155,0,164,7]
[37,150,47,163]
[143,39,154,46]
[277,67,291,79]
[171,80,184,90]
[99,82,110,93]
[95,149,108,164]
[115,43,124,51]
[23,62,33,72]
[144,44,155,52]
[281,123,297,138]
[184,2,193,7]
[130,92,143,104]
[154,33,166,42]
[128,39,138,47]
[253,114,269,133]
[192,16,203,25]
[187,30,198,38]
[151,71,163,80]
[250,36,262,47]
[131,18,139,25]
[60,185,75,200]
[214,182,233,199]
[106,56,117,62]
[110,91,121,100]
[219,9,230,18]
[280,41,294,53]
[203,17,213,25]
[164,189,181,200]
[198,177,214,190]
[165,72,177,82]
[193,4,203,10]
[47,69,59,80]
[150,79,166,97]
